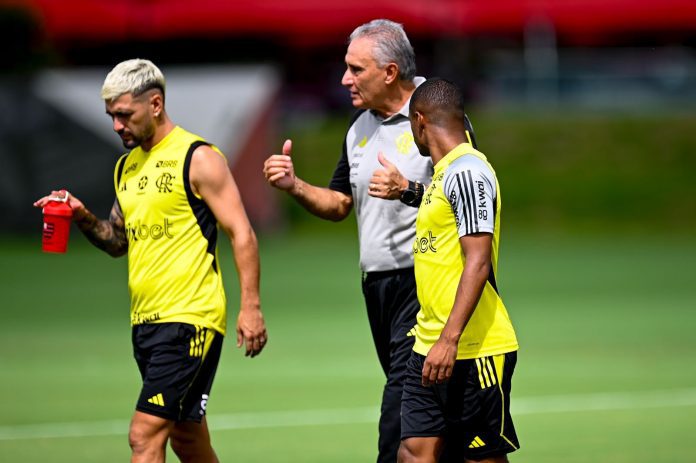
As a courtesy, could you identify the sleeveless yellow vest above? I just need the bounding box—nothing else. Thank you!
[114,126,226,334]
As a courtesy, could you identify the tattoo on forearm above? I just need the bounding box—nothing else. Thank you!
[75,201,128,257]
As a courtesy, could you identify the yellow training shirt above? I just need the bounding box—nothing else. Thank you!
[114,126,227,334]
[413,143,518,359]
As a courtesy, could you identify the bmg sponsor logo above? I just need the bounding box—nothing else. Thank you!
[155,160,178,168]
[126,218,175,241]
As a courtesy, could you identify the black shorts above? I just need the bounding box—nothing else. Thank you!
[401,351,520,460]
[132,322,223,422]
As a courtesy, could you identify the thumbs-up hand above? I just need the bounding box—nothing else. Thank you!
[263,139,296,191]
[368,152,408,200]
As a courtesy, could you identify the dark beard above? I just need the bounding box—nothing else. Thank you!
[415,140,430,157]
[122,138,140,149]
[120,123,153,149]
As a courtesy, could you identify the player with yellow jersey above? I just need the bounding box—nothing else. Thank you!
[35,59,267,463]
[114,125,227,333]
[398,79,520,463]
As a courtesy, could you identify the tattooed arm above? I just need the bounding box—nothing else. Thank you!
[74,199,128,257]
[34,191,128,257]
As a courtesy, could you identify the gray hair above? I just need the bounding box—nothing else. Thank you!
[101,59,166,101]
[349,19,416,81]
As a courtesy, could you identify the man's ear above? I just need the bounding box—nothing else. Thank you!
[414,111,426,136]
[384,62,399,85]
[417,110,426,125]
[150,92,164,117]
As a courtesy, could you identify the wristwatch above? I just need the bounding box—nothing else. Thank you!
[400,180,424,207]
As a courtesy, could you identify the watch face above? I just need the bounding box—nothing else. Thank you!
[402,189,416,203]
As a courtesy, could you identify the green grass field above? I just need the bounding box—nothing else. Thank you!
[1,228,695,462]
[287,111,696,232]
[2,108,694,461]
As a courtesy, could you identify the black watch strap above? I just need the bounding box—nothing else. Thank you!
[400,180,424,207]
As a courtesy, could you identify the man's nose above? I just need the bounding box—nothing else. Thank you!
[341,70,352,87]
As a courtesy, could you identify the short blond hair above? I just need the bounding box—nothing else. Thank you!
[100,59,166,101]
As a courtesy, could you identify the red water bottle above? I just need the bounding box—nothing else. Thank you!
[42,196,73,253]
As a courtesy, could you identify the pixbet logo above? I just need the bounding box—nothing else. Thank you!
[413,230,437,254]
[125,218,174,241]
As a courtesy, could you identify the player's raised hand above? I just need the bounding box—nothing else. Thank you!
[368,152,407,200]
[263,139,296,191]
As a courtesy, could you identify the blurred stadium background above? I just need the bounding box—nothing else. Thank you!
[1,1,695,462]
